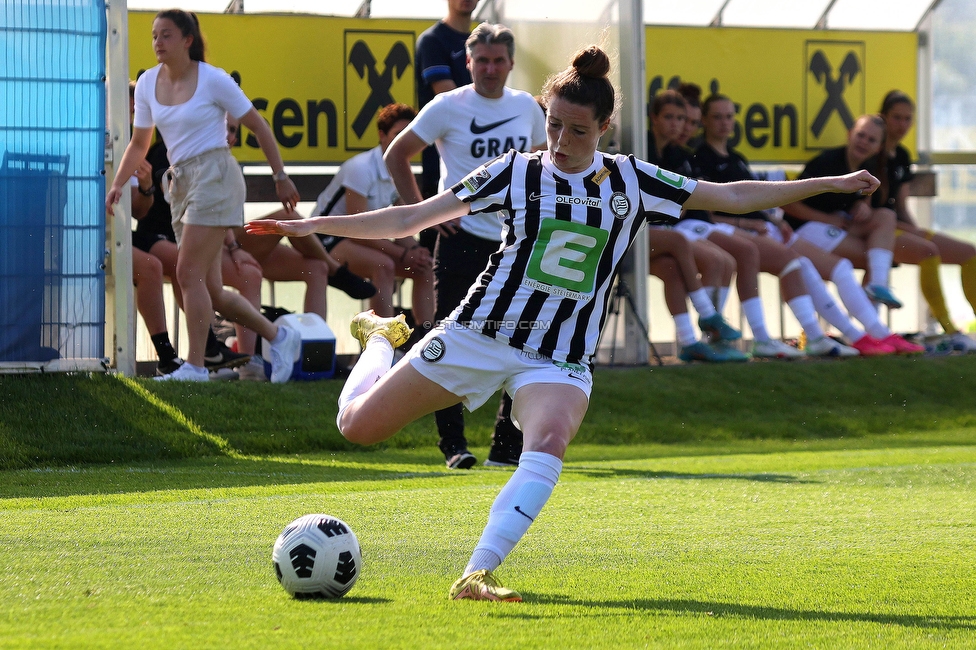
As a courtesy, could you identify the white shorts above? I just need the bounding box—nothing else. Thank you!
[793,221,848,253]
[404,323,593,415]
[752,224,801,247]
[674,219,735,241]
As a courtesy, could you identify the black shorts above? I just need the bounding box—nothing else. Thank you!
[132,230,173,253]
[316,233,345,253]
[433,228,502,321]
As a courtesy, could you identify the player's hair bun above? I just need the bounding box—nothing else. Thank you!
[572,46,610,80]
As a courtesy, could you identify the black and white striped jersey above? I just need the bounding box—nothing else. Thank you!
[448,149,697,368]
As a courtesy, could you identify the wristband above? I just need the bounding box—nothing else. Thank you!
[137,184,156,197]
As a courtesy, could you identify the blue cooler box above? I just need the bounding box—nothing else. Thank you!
[262,313,336,381]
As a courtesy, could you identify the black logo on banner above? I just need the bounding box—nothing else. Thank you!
[809,50,859,137]
[804,41,865,150]
[348,40,411,138]
[344,31,415,150]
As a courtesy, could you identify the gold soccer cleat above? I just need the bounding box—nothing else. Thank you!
[349,310,413,349]
[449,569,522,602]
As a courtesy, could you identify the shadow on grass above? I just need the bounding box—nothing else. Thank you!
[516,595,976,631]
[567,467,817,484]
[0,455,453,500]
[295,596,393,605]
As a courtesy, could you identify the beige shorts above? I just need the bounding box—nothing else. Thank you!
[163,147,246,245]
[404,322,593,417]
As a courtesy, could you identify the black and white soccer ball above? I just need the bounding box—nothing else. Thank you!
[272,514,361,599]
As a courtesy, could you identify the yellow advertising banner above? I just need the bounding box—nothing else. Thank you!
[128,12,429,163]
[645,26,918,163]
[128,14,918,166]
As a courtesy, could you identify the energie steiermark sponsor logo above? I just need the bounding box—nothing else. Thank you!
[525,220,609,301]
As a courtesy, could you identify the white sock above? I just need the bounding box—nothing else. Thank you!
[717,286,731,312]
[799,257,864,342]
[867,248,894,287]
[688,288,716,319]
[336,337,394,430]
[464,451,562,576]
[705,286,718,309]
[741,296,770,342]
[787,295,825,340]
[673,313,698,347]
[271,326,286,344]
[831,258,889,339]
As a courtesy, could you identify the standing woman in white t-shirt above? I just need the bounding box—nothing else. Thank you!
[106,10,301,382]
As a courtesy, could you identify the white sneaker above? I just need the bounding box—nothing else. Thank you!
[950,331,976,353]
[238,355,269,382]
[752,338,805,359]
[268,325,300,384]
[155,362,209,382]
[805,335,860,357]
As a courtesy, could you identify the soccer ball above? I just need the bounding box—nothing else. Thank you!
[272,514,362,599]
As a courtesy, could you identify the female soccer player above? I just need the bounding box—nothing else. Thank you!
[247,46,879,601]
[106,10,302,382]
[879,91,976,351]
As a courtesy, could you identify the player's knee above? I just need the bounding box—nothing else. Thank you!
[874,207,897,228]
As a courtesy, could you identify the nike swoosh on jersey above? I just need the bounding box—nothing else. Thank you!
[528,192,549,202]
[451,49,465,59]
[470,116,518,134]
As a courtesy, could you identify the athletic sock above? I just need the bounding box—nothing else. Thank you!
[831,258,889,339]
[962,257,976,312]
[787,295,825,340]
[919,255,955,333]
[867,248,894,287]
[673,313,698,347]
[206,327,221,355]
[799,257,864,341]
[717,286,731,312]
[705,286,719,310]
[741,296,770,342]
[688,288,717,319]
[150,332,178,363]
[336,337,394,430]
[464,451,562,576]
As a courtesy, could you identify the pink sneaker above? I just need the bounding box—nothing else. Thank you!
[880,334,925,355]
[851,335,896,356]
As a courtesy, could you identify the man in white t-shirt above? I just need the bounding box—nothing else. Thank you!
[385,22,546,470]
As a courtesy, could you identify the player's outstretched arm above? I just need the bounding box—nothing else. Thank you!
[684,170,879,215]
[244,190,469,241]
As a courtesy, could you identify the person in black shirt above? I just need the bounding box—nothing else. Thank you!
[782,115,905,308]
[645,90,743,360]
[678,94,833,358]
[878,90,976,351]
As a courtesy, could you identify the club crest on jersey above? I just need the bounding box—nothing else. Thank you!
[462,168,491,193]
[609,192,631,218]
[421,336,446,362]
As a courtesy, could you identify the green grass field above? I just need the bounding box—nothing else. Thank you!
[2,357,976,648]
